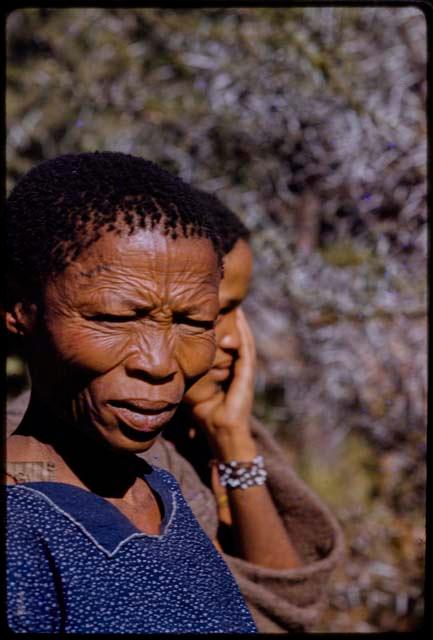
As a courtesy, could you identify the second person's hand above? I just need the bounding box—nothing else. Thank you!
[190,308,258,461]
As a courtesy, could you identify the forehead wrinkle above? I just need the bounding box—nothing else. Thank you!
[169,281,215,309]
[85,286,160,310]
[76,272,159,300]
[124,236,215,276]
[78,259,215,286]
[137,254,218,307]
[77,271,217,314]
[141,261,217,286]
[62,232,219,310]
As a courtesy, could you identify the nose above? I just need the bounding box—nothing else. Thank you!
[217,311,241,351]
[124,329,177,382]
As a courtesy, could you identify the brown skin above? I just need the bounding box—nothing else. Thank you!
[174,239,302,569]
[6,227,220,535]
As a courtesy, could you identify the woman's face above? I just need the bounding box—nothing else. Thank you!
[26,228,220,453]
[183,239,253,405]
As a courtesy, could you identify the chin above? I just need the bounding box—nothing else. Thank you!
[120,438,159,454]
[93,425,162,456]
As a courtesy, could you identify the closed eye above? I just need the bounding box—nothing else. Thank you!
[88,313,137,323]
[173,313,214,331]
[219,301,240,316]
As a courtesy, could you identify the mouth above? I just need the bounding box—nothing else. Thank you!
[214,360,233,370]
[107,399,178,434]
[210,361,232,381]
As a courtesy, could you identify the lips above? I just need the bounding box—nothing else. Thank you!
[110,399,177,413]
[210,368,231,381]
[210,360,232,381]
[213,360,232,370]
[107,399,178,433]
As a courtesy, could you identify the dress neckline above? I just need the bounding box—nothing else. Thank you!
[8,466,176,556]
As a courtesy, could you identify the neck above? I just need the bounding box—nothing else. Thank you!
[15,393,148,498]
[163,405,212,486]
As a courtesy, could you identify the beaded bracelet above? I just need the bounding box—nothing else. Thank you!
[211,455,268,490]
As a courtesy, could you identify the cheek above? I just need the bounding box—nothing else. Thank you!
[175,332,216,380]
[215,321,224,345]
[45,322,129,374]
[183,372,220,405]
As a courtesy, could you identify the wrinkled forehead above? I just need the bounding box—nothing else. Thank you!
[82,227,218,274]
[45,226,221,305]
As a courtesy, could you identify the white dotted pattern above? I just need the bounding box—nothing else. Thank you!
[7,469,257,634]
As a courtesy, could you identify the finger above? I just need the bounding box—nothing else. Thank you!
[224,311,255,414]
[191,391,225,426]
[231,309,255,383]
[236,308,256,366]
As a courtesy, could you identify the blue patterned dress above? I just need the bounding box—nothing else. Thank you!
[7,466,257,633]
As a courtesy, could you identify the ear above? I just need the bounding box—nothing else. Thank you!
[5,273,39,336]
[5,301,38,336]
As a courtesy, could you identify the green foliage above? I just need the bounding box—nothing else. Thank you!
[299,432,380,509]
[320,241,372,268]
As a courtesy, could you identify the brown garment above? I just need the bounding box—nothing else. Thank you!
[6,391,344,632]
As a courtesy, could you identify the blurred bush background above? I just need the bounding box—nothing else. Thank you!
[6,7,426,632]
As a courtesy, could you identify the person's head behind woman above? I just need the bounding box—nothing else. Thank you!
[6,151,223,454]
[183,190,253,406]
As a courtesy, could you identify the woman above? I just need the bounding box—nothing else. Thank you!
[4,152,257,633]
[143,191,345,632]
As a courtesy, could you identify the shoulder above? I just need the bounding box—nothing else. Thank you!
[6,435,55,483]
[6,434,33,458]
[6,482,49,508]
[140,437,188,477]
[143,439,219,536]
[139,438,174,469]
[6,483,54,537]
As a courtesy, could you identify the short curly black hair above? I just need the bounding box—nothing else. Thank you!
[194,189,250,255]
[6,151,224,302]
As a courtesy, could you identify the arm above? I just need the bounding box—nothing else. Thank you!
[189,309,302,570]
[222,417,345,632]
